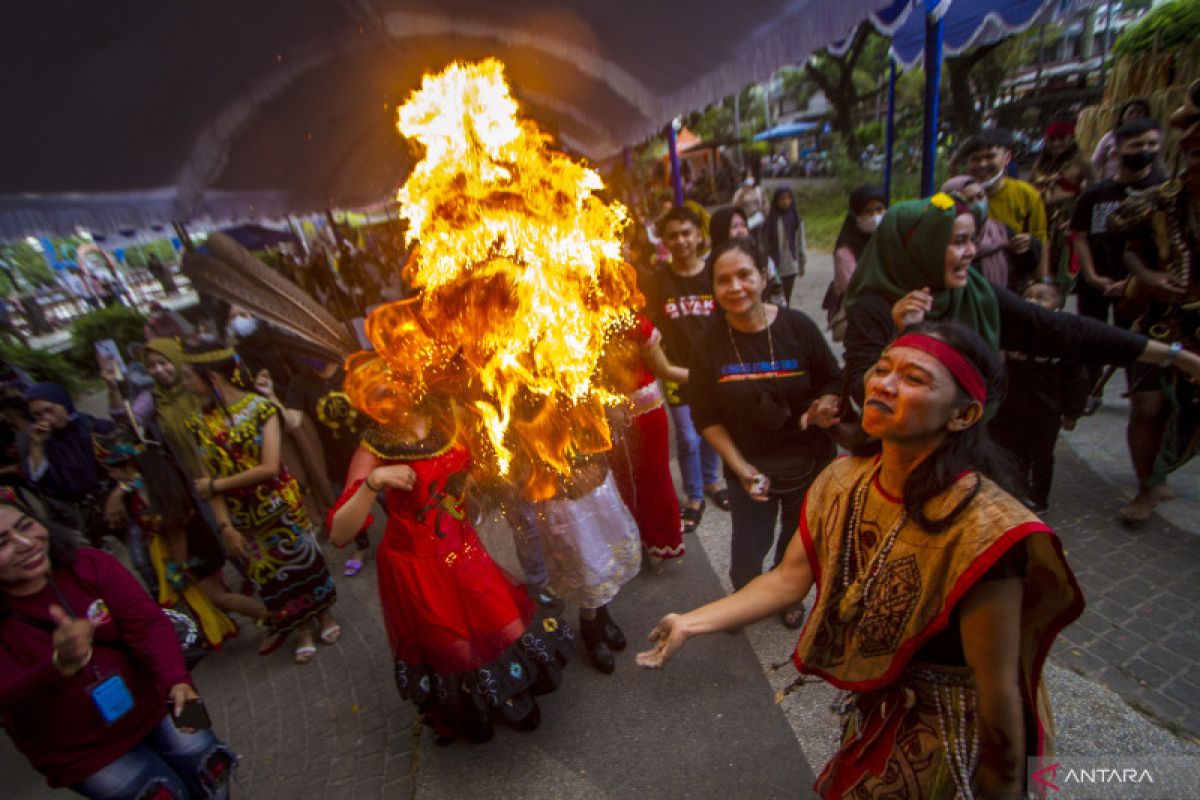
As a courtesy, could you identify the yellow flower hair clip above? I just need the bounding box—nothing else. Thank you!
[929,192,955,211]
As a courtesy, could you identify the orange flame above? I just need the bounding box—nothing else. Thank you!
[345,59,642,499]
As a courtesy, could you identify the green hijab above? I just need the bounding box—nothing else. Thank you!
[843,194,1001,348]
[145,337,205,478]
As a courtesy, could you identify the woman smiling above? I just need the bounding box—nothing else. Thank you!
[687,237,841,625]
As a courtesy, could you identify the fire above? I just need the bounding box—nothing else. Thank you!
[345,59,643,499]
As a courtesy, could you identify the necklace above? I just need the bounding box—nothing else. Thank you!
[838,464,908,624]
[727,306,775,372]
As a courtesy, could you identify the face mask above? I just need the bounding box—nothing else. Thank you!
[970,198,988,222]
[856,213,883,233]
[743,177,755,187]
[229,316,259,338]
[1120,150,1156,171]
[980,167,1005,190]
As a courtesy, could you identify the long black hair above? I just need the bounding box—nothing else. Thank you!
[94,431,197,534]
[707,235,767,278]
[0,494,79,618]
[856,321,1019,532]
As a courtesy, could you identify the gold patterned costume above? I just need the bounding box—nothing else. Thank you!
[791,456,1083,799]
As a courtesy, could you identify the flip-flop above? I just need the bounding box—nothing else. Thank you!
[319,623,342,645]
[705,487,732,511]
[294,644,317,664]
[680,501,705,534]
[343,559,364,577]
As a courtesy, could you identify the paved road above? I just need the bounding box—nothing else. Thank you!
[3,251,1199,798]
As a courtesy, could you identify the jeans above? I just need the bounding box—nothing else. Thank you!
[669,404,721,502]
[727,477,805,591]
[71,715,236,800]
[503,498,548,588]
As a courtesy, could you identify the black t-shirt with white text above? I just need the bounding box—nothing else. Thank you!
[1070,169,1166,281]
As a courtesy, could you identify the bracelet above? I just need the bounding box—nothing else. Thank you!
[1162,341,1185,368]
[52,645,93,674]
[208,477,217,495]
[364,474,381,493]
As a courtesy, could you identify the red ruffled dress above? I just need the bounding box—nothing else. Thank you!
[608,315,684,559]
[334,438,574,736]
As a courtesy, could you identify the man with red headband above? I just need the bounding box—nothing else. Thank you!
[1105,80,1200,524]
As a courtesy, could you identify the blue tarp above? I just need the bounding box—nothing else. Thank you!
[753,121,819,142]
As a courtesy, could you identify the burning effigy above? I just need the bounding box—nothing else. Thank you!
[344,59,644,500]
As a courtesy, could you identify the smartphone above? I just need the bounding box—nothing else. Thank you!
[168,698,212,730]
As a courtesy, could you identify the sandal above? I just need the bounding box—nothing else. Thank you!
[779,607,806,630]
[319,622,342,645]
[680,501,705,534]
[343,559,364,577]
[294,644,317,664]
[257,630,288,656]
[705,487,732,512]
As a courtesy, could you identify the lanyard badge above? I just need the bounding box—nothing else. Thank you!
[87,672,134,725]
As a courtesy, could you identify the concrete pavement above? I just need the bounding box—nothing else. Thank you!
[3,250,1199,798]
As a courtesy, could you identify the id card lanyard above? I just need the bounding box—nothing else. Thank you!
[47,578,135,726]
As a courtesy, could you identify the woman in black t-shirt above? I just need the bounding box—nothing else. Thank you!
[689,238,841,623]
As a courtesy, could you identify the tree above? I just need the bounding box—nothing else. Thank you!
[944,28,1039,136]
[804,24,889,157]
[1114,0,1200,56]
[0,242,56,293]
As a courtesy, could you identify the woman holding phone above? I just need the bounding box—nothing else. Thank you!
[0,488,236,799]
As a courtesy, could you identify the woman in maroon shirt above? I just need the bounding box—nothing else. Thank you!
[0,489,236,798]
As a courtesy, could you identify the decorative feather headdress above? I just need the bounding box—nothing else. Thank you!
[180,233,359,363]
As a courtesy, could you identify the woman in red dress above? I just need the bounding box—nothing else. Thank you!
[329,401,573,744]
[606,314,688,567]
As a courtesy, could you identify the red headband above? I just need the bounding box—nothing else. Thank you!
[889,333,987,403]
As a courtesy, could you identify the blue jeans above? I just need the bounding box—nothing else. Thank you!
[503,498,548,588]
[71,715,236,799]
[669,404,722,502]
[727,478,805,591]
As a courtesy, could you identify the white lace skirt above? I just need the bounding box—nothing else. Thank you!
[536,473,642,608]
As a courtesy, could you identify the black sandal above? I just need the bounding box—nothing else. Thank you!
[779,606,806,630]
[706,487,732,511]
[681,501,705,534]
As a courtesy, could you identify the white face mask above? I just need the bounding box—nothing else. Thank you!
[743,177,755,187]
[229,316,259,338]
[856,213,884,233]
[980,167,1005,190]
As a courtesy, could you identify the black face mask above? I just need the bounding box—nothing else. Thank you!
[1121,150,1157,171]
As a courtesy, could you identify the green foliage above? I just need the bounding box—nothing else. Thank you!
[0,242,56,292]
[1114,0,1200,56]
[119,240,176,269]
[66,305,147,372]
[0,341,84,393]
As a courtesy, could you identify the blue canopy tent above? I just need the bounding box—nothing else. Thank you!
[753,121,819,142]
[832,0,1085,198]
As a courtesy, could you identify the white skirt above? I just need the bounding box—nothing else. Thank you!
[537,473,642,608]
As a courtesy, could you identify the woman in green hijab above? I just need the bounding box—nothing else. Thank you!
[841,194,1200,409]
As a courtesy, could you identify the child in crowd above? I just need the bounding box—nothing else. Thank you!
[989,281,1090,511]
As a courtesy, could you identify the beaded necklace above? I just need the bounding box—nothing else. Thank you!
[726,305,775,372]
[838,463,907,624]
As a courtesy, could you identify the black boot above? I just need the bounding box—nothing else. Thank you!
[514,699,541,732]
[580,613,615,674]
[595,604,626,651]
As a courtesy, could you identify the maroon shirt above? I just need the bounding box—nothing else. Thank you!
[0,548,192,787]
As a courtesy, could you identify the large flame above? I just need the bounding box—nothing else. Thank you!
[345,59,643,499]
